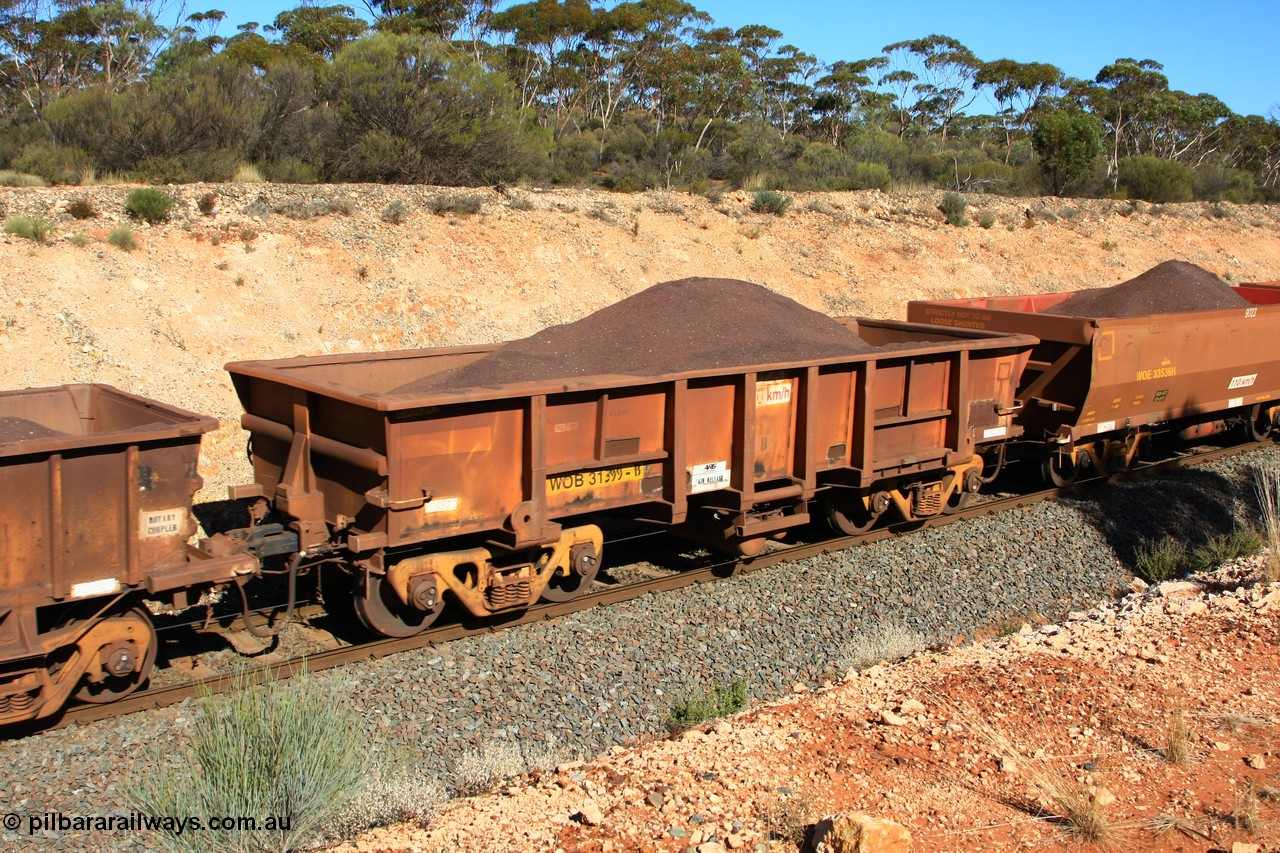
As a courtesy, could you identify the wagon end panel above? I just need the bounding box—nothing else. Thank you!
[0,385,213,608]
[866,352,959,475]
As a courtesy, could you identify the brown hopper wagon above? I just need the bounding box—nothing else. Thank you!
[907,288,1280,484]
[226,318,1034,638]
[0,385,258,725]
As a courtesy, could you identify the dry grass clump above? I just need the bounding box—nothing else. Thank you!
[322,762,446,841]
[1164,708,1192,765]
[1234,779,1261,833]
[949,699,1112,842]
[1254,464,1280,581]
[451,736,570,797]
[841,620,927,672]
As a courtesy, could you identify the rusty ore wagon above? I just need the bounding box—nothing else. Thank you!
[226,318,1035,638]
[0,384,258,724]
[907,289,1280,484]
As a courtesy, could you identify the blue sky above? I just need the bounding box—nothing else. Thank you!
[203,0,1279,117]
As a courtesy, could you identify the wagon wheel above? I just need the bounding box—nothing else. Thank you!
[1042,452,1080,488]
[354,573,444,638]
[822,493,881,536]
[1248,404,1275,441]
[73,608,158,704]
[541,542,601,603]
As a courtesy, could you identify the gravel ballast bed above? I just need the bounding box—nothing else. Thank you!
[2,445,1274,850]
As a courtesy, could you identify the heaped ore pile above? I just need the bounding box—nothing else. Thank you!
[1044,259,1251,317]
[397,277,875,392]
[0,417,64,442]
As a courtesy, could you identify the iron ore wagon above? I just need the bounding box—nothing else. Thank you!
[226,280,1034,638]
[908,262,1280,484]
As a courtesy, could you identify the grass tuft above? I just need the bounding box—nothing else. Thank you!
[452,737,568,797]
[125,188,174,223]
[381,199,410,224]
[1234,779,1261,833]
[1253,464,1280,581]
[4,215,53,243]
[750,189,792,216]
[1164,708,1192,765]
[234,163,265,183]
[1190,528,1264,573]
[426,193,484,216]
[1137,536,1187,581]
[108,225,138,251]
[0,169,47,186]
[66,198,97,220]
[663,677,748,734]
[129,666,368,852]
[954,700,1112,842]
[841,620,927,672]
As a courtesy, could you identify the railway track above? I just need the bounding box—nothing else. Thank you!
[39,438,1272,733]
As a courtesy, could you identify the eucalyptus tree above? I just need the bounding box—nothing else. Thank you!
[268,4,367,59]
[1132,90,1231,165]
[811,58,884,147]
[0,0,175,116]
[881,34,980,141]
[489,0,598,136]
[758,43,820,139]
[974,58,1061,160]
[1088,57,1169,187]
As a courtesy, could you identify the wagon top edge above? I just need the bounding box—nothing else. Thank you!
[224,318,1038,411]
[909,285,1280,321]
[0,383,219,458]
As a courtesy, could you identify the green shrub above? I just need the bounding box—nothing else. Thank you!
[977,212,996,229]
[1117,155,1193,203]
[751,190,792,216]
[12,141,92,184]
[848,161,893,191]
[129,668,368,852]
[128,156,195,185]
[1136,537,1187,581]
[939,191,969,226]
[4,215,53,243]
[107,225,137,251]
[381,199,410,224]
[68,233,90,247]
[1192,164,1255,203]
[0,170,48,187]
[65,197,97,219]
[264,157,320,184]
[125,188,174,223]
[425,193,484,216]
[663,678,748,733]
[1190,528,1263,573]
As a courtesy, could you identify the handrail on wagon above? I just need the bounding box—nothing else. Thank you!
[241,414,389,476]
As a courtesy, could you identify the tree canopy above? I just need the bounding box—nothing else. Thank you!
[0,0,1274,201]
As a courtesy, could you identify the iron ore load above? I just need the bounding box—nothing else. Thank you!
[907,261,1280,484]
[3,264,1276,727]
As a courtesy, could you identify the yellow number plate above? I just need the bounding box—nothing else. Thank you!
[547,464,648,495]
